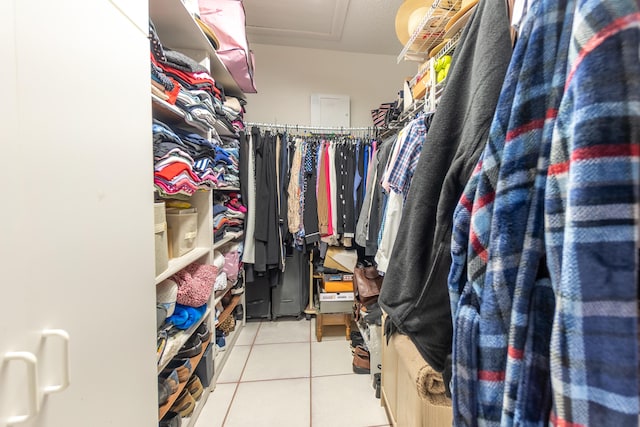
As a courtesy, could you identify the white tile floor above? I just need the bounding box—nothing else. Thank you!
[195,318,390,427]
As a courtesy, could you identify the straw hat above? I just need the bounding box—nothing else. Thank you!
[395,0,463,45]
[395,0,436,45]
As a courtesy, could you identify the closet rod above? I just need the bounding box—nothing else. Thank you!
[245,122,373,132]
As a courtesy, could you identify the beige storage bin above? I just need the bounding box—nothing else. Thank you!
[154,202,169,276]
[166,208,198,258]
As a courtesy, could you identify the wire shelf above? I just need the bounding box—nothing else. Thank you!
[435,30,463,61]
[397,0,462,63]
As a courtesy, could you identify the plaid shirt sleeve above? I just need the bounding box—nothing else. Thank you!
[545,1,640,426]
[386,118,427,196]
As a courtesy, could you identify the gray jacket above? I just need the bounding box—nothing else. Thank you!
[378,0,513,372]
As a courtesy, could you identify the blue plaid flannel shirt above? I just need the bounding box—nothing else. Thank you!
[545,1,640,425]
[386,115,427,197]
[450,0,640,426]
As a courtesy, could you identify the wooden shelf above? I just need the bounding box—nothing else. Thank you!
[158,307,211,372]
[215,294,242,327]
[149,0,245,99]
[155,247,211,285]
[213,231,244,251]
[159,337,211,420]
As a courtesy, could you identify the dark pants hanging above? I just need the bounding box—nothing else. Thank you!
[304,141,320,243]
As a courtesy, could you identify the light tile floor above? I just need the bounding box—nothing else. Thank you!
[195,318,390,427]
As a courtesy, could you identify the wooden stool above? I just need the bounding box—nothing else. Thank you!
[315,312,351,342]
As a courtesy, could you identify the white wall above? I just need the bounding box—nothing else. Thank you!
[244,43,417,127]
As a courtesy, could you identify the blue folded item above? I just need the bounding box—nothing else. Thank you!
[166,303,207,330]
[213,204,228,216]
[214,150,233,165]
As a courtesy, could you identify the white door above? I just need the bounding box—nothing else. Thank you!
[0,1,157,426]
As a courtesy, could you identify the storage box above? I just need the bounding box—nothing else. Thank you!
[323,273,354,282]
[154,202,169,276]
[166,208,198,258]
[195,342,214,387]
[412,74,429,100]
[318,291,354,314]
[323,281,354,293]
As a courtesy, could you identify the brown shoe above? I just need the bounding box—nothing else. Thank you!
[187,375,204,401]
[353,345,370,374]
[170,388,195,417]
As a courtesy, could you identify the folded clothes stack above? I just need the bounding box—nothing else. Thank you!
[211,136,240,188]
[153,120,242,197]
[149,20,243,139]
[153,120,202,197]
[222,96,247,133]
[213,193,246,240]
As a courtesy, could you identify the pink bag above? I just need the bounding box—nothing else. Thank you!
[198,0,257,93]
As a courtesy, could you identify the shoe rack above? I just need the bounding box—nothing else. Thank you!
[150,0,247,425]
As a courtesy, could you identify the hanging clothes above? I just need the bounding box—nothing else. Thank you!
[287,139,303,235]
[303,140,320,243]
[378,0,513,379]
[375,113,432,273]
[366,136,395,257]
[447,0,640,426]
[241,130,256,265]
[252,129,282,273]
[317,141,330,235]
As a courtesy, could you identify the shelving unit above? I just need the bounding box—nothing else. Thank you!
[158,308,212,372]
[155,247,211,284]
[159,336,211,419]
[149,0,245,100]
[152,94,186,123]
[150,2,248,425]
[213,230,244,251]
[397,0,462,63]
[404,30,464,112]
[213,286,233,307]
[215,294,242,327]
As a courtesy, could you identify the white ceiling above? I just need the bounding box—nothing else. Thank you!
[243,0,406,56]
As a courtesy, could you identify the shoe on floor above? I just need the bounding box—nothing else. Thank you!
[353,345,370,374]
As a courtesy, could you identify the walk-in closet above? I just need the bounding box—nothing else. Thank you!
[1,0,639,426]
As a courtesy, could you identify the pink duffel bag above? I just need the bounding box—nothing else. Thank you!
[198,0,257,93]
